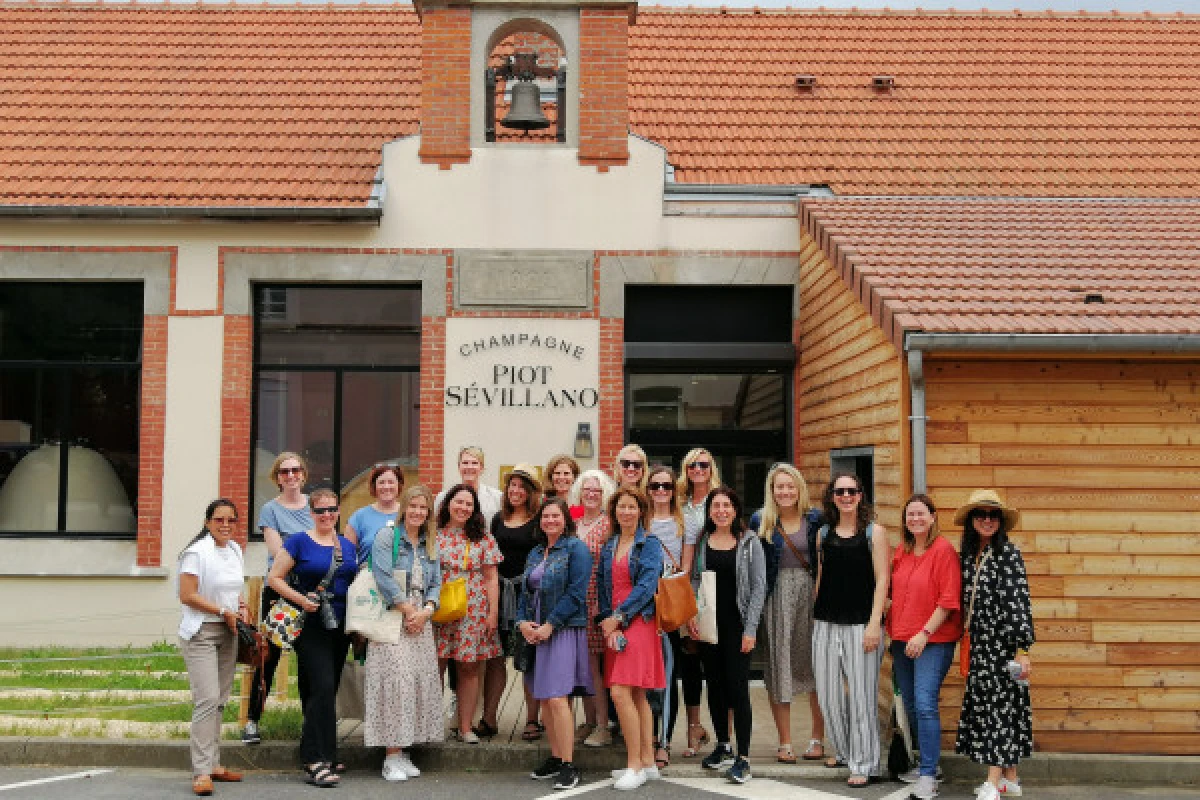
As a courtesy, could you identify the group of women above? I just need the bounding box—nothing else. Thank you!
[177,444,1034,799]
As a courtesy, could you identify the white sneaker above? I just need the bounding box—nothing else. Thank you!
[610,766,659,781]
[613,769,647,790]
[899,768,920,783]
[910,774,939,800]
[382,754,408,782]
[976,778,1022,797]
[976,782,1000,800]
[396,752,420,778]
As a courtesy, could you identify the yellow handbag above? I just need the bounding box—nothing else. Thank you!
[432,540,469,624]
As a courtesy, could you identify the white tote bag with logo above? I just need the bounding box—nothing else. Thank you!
[345,565,406,645]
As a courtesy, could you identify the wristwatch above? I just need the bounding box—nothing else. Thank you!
[613,610,628,628]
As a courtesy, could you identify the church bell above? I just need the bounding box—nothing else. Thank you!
[501,79,550,131]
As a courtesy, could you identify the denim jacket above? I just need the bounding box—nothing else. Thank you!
[596,526,663,626]
[750,507,822,595]
[371,523,442,609]
[516,534,592,629]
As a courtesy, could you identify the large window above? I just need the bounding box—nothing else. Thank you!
[251,286,421,530]
[0,283,142,537]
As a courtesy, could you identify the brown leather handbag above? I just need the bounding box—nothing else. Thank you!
[654,539,698,634]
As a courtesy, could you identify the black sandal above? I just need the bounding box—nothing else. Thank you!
[654,743,670,769]
[304,762,340,788]
[521,720,544,741]
[472,720,499,739]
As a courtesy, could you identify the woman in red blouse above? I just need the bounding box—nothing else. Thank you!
[886,493,962,800]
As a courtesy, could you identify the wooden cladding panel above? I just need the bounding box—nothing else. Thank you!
[926,358,1200,752]
[796,237,904,531]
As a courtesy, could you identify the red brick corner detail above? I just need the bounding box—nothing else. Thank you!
[219,315,254,549]
[136,314,168,567]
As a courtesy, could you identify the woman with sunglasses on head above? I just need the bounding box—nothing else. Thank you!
[645,464,686,771]
[597,486,665,790]
[612,444,648,493]
[750,463,826,766]
[811,472,889,788]
[267,487,357,788]
[519,497,595,791]
[568,469,617,747]
[366,485,444,783]
[345,464,405,566]
[887,494,962,800]
[178,499,248,797]
[953,491,1033,800]
[244,451,313,746]
[689,486,766,785]
[478,464,543,742]
[434,483,502,743]
[675,447,718,757]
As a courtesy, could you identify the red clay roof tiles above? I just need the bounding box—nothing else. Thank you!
[800,197,1200,341]
[1,4,1199,206]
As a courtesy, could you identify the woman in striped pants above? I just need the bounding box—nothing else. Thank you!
[811,472,890,788]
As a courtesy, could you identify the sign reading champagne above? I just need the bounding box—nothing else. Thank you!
[441,318,601,487]
[444,320,600,410]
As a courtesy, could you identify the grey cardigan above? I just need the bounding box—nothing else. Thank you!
[691,530,768,640]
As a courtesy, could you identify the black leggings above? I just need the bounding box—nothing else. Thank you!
[294,621,350,764]
[699,620,752,758]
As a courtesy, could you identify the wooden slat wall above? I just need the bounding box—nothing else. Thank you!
[926,357,1200,755]
[795,237,905,530]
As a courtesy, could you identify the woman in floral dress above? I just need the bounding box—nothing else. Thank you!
[953,489,1034,800]
[434,483,502,743]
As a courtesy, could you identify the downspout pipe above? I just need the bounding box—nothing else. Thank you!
[907,349,927,494]
[904,332,1200,496]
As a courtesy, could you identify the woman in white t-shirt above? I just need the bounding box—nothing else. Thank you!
[178,498,250,797]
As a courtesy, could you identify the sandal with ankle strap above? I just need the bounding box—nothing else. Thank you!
[654,742,670,769]
[681,722,709,757]
[304,762,340,788]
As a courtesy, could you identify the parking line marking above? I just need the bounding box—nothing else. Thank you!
[0,769,115,792]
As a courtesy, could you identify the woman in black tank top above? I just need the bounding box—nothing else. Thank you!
[811,472,890,788]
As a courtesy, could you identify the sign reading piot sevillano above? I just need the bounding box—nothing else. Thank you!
[444,321,599,410]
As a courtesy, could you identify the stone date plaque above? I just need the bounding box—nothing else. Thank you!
[456,251,592,309]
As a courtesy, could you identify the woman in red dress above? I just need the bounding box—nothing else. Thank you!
[597,486,665,791]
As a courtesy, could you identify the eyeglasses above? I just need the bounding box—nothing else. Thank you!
[832,487,862,497]
[210,517,238,526]
[582,487,603,494]
[687,461,711,470]
[648,481,673,492]
[619,459,643,469]
[312,506,339,515]
[973,509,1003,521]
[278,466,304,476]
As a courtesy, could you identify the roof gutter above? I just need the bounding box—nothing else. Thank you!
[0,167,387,223]
[904,332,1200,493]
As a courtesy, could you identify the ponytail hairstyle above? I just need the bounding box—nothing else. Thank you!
[178,498,238,559]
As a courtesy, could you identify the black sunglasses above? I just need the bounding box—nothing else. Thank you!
[832,487,861,497]
[619,459,644,469]
[687,461,711,470]
[973,509,1004,521]
[648,481,673,492]
[312,506,339,515]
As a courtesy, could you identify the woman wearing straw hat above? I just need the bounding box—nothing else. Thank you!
[953,490,1034,800]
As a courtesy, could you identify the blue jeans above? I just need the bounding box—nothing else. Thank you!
[891,639,955,777]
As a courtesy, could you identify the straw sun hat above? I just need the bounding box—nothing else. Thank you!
[952,489,1020,530]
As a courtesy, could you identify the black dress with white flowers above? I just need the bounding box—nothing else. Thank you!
[954,540,1035,768]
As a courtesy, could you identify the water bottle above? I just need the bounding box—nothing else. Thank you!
[1006,660,1029,688]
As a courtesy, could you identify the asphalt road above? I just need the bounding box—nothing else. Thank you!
[0,767,1197,800]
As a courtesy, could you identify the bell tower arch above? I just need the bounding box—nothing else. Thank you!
[415,0,635,169]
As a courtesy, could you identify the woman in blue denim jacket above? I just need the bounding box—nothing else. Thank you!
[365,485,445,782]
[516,497,594,790]
[596,486,666,790]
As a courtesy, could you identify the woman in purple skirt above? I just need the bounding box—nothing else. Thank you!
[516,497,595,791]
